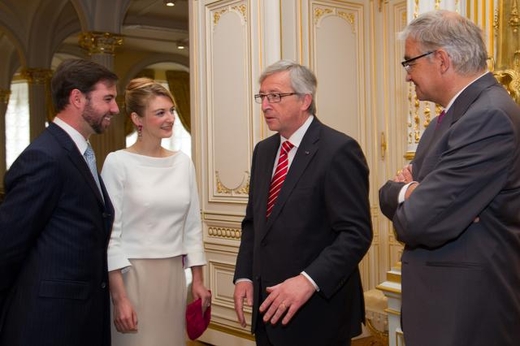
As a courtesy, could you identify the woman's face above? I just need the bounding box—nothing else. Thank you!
[140,95,176,140]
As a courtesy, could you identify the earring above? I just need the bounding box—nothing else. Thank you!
[137,125,143,138]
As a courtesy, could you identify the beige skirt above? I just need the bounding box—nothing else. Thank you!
[111,256,187,346]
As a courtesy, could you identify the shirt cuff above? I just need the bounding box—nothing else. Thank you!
[301,271,319,292]
[235,278,253,284]
[398,181,417,204]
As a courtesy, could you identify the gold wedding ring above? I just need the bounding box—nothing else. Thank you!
[280,302,286,310]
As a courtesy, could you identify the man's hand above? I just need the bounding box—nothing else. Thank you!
[394,164,413,183]
[233,281,253,328]
[259,274,315,326]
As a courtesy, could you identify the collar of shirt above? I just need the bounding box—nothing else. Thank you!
[443,71,489,114]
[53,116,89,155]
[274,115,314,171]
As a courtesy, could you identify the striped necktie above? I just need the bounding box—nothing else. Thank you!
[266,141,294,218]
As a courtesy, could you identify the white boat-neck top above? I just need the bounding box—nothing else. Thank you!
[101,150,206,271]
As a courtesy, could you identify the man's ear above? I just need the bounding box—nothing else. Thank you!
[437,49,451,73]
[301,94,312,112]
[69,89,84,108]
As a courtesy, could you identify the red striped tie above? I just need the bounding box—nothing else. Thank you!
[266,141,294,218]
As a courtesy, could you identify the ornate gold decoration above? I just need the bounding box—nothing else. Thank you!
[0,89,11,104]
[365,318,389,345]
[21,68,53,84]
[79,32,123,56]
[493,0,520,103]
[231,4,247,22]
[314,7,333,24]
[338,11,356,33]
[213,9,228,26]
[422,103,431,128]
[215,171,249,195]
[510,0,520,33]
[413,95,421,143]
[407,84,413,145]
[414,0,420,19]
[404,151,415,161]
[208,226,242,240]
[314,6,355,33]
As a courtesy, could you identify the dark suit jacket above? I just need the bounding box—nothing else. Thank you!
[0,123,114,346]
[379,73,520,346]
[234,118,373,345]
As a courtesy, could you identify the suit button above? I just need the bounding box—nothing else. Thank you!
[101,282,107,289]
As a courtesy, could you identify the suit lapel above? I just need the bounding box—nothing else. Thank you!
[47,123,106,206]
[413,73,497,179]
[264,118,320,232]
[450,72,497,124]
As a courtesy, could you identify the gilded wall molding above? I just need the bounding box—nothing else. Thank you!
[215,171,249,195]
[314,7,333,24]
[0,89,11,104]
[213,9,228,25]
[79,31,123,56]
[212,2,247,27]
[492,0,520,103]
[231,4,247,22]
[314,6,356,34]
[208,226,242,240]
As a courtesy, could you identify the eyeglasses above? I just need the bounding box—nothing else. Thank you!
[254,92,298,104]
[401,51,435,71]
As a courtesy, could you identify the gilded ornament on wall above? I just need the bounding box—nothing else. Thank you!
[493,0,520,104]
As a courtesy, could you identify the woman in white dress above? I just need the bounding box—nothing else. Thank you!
[101,78,211,345]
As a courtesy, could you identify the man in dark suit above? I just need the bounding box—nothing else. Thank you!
[0,59,119,346]
[233,60,373,346]
[379,10,520,346]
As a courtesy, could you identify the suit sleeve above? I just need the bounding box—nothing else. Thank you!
[305,139,373,298]
[394,109,515,248]
[233,146,258,282]
[0,149,62,305]
[379,180,406,219]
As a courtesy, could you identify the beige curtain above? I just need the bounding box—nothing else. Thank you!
[165,70,190,133]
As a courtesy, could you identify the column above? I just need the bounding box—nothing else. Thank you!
[20,68,53,141]
[79,31,125,168]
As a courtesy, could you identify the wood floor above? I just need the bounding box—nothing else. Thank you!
[187,336,382,346]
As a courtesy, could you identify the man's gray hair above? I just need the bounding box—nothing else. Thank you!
[399,10,488,75]
[259,60,317,115]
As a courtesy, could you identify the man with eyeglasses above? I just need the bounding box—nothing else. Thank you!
[233,60,372,346]
[379,10,520,346]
